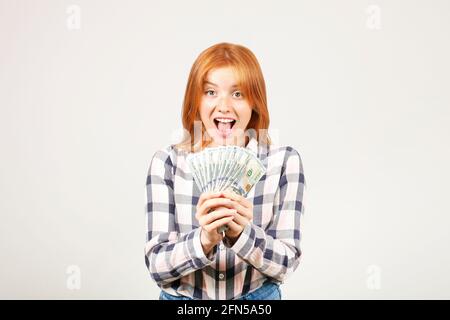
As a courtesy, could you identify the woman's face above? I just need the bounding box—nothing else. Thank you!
[199,67,253,147]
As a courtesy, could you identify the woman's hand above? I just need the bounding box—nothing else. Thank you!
[219,191,254,244]
[195,191,237,254]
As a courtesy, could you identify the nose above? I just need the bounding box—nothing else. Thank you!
[217,95,233,113]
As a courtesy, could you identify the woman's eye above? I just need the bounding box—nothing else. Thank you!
[204,90,242,98]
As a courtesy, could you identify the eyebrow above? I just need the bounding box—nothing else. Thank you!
[204,81,240,89]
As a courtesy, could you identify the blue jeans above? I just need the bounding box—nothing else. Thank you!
[159,282,281,300]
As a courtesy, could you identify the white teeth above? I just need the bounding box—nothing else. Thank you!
[215,118,235,123]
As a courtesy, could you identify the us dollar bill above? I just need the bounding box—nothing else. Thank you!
[187,145,266,233]
[225,155,266,196]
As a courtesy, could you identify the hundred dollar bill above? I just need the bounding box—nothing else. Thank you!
[213,147,238,233]
[219,149,265,233]
[204,147,216,191]
[220,149,250,193]
[216,146,239,191]
[186,153,202,192]
[210,148,221,191]
[194,151,207,191]
[214,147,230,191]
[204,149,212,191]
[187,145,266,234]
[199,150,210,192]
[215,147,238,232]
[211,147,224,190]
[225,154,266,196]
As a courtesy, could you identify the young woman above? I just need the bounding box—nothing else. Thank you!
[145,42,306,300]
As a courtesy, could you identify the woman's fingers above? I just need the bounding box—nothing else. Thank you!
[196,191,253,223]
[199,208,235,226]
[232,202,252,219]
[221,191,252,208]
[204,216,235,233]
[226,220,241,232]
[231,211,249,226]
[214,196,252,220]
[197,198,233,216]
[197,191,223,209]
[221,192,253,220]
[199,198,249,217]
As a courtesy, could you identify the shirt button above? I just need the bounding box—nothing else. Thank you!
[218,273,225,280]
[219,243,225,250]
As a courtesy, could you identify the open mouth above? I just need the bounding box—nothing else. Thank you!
[213,118,237,137]
[214,118,236,128]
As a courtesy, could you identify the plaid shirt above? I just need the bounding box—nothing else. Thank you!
[144,137,306,300]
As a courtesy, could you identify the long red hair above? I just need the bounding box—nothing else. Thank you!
[176,42,271,152]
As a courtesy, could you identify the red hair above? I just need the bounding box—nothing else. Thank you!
[176,42,271,152]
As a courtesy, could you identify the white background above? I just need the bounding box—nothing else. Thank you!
[1,0,449,299]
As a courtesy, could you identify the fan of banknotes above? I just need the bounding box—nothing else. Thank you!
[186,146,266,233]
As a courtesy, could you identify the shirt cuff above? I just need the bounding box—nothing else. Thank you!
[190,227,217,268]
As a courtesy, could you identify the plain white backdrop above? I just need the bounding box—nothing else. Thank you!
[1,0,449,299]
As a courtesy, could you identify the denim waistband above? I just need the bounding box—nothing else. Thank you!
[159,281,281,300]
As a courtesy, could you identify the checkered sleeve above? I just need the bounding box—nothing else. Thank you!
[226,147,305,283]
[144,149,216,286]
